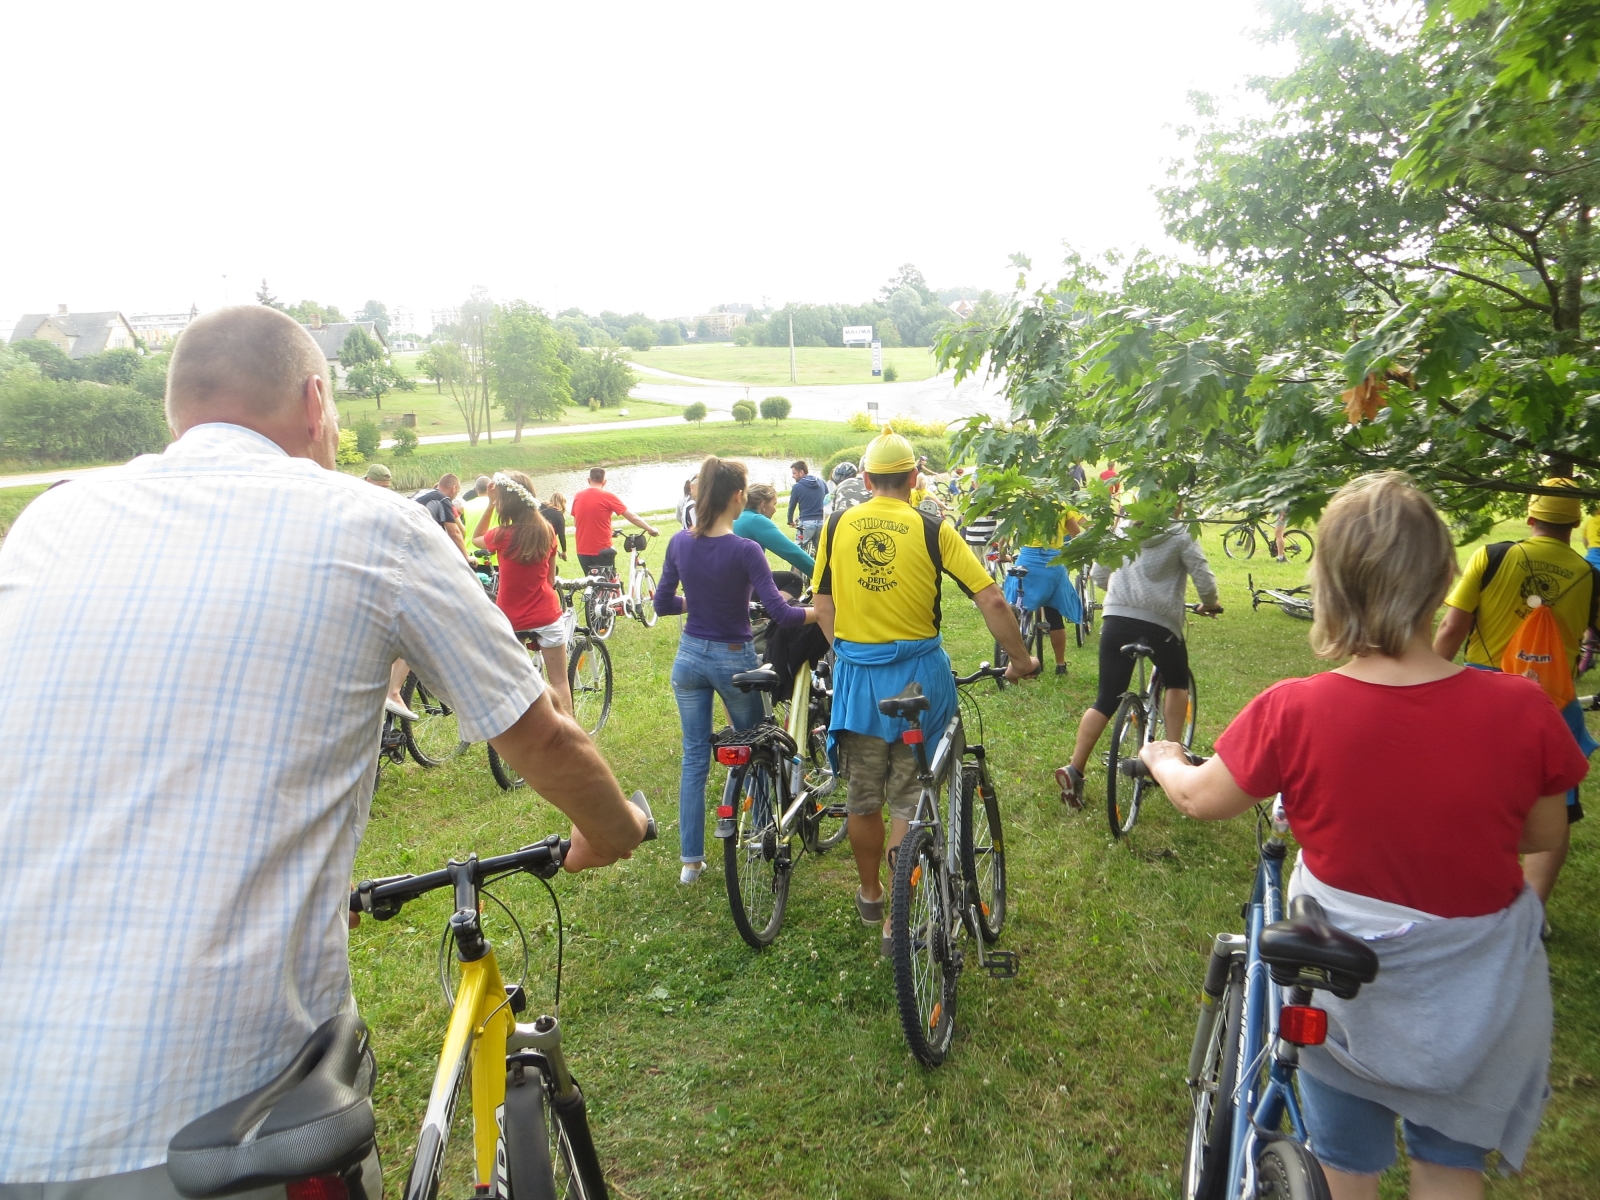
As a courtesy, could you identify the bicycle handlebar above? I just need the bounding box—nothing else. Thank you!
[1185,603,1224,617]
[350,792,656,918]
[1117,752,1209,780]
[953,663,1009,687]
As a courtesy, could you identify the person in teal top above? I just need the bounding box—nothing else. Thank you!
[733,483,815,576]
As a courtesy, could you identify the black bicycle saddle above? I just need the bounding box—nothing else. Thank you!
[732,666,782,692]
[877,681,931,718]
[166,1013,376,1198]
[1007,565,1029,578]
[1121,642,1155,660]
[1259,895,1380,1000]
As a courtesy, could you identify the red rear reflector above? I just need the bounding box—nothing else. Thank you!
[287,1177,350,1200]
[717,805,734,818]
[902,729,923,744]
[1278,1005,1327,1046]
[715,745,752,766]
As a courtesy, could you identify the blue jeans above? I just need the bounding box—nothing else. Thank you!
[671,635,765,863]
[1298,1069,1490,1175]
[798,519,823,550]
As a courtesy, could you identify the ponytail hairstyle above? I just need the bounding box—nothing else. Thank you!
[693,456,747,536]
[493,470,554,565]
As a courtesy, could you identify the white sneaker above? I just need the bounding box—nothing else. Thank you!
[384,697,421,722]
[679,862,705,885]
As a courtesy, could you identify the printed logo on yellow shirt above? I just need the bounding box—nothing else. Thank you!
[855,518,908,591]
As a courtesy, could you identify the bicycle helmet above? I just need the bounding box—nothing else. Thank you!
[831,461,858,483]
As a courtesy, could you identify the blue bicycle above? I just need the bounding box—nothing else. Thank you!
[1120,760,1380,1198]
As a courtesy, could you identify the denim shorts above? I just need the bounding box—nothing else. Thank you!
[1298,1069,1490,1175]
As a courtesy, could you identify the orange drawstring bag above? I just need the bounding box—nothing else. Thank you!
[1500,595,1576,709]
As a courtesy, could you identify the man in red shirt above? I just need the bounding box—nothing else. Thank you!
[571,466,658,575]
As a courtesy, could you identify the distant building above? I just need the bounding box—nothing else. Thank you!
[299,316,389,363]
[690,312,745,337]
[947,299,977,320]
[10,305,138,358]
[128,304,199,349]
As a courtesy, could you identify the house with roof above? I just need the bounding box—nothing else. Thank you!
[299,314,389,364]
[10,306,138,358]
[129,305,199,349]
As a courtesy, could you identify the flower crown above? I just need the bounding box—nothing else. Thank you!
[493,472,538,510]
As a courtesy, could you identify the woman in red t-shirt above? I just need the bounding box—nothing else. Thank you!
[472,471,571,717]
[1143,473,1584,1197]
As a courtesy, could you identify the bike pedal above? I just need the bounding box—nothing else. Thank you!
[980,950,1020,979]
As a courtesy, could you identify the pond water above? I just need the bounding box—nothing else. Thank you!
[523,456,800,515]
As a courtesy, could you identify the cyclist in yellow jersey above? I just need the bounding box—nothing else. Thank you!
[812,426,1038,951]
[1435,478,1600,910]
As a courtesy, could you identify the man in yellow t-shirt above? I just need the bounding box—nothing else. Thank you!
[812,427,1037,951]
[1435,477,1599,910]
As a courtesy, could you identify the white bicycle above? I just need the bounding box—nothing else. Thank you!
[583,529,657,639]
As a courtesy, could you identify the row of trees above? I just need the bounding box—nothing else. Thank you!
[0,342,170,463]
[941,0,1600,561]
[735,266,999,350]
[255,282,393,337]
[412,291,639,444]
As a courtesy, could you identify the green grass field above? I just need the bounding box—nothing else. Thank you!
[352,519,1598,1198]
[361,420,872,492]
[335,390,686,439]
[0,484,48,535]
[630,344,942,385]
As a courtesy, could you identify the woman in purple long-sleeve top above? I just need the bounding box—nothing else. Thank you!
[655,456,815,883]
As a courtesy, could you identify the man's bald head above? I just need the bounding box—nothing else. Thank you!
[166,306,328,430]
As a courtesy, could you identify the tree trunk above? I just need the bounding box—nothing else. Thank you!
[1556,203,1591,346]
[514,418,524,443]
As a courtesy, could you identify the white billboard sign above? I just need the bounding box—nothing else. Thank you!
[842,325,874,345]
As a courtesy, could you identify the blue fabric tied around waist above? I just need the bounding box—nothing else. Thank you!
[827,636,956,770]
[1002,545,1083,624]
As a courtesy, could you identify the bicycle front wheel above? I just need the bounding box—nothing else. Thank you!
[891,825,957,1066]
[723,756,792,948]
[1105,695,1146,839]
[504,1053,607,1200]
[401,673,460,767]
[958,762,1006,943]
[1183,956,1244,1200]
[1281,529,1314,563]
[1222,524,1255,560]
[567,634,613,737]
[636,569,657,627]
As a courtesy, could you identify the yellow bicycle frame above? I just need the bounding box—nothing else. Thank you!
[409,948,513,1197]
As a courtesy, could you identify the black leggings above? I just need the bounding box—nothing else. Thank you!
[1093,615,1190,716]
[1041,605,1065,632]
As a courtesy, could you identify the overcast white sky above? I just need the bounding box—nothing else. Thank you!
[2,1,1294,336]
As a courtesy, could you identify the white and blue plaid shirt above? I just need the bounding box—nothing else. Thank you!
[0,424,544,1181]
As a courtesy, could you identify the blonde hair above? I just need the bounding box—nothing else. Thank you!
[745,483,777,511]
[1310,472,1458,659]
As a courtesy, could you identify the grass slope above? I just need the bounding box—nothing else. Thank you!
[364,420,867,492]
[631,344,941,385]
[353,520,1598,1198]
[335,391,685,439]
[0,484,48,536]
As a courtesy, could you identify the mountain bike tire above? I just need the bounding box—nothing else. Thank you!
[488,742,525,791]
[1152,672,1199,750]
[891,825,958,1066]
[504,1053,608,1200]
[1281,529,1315,563]
[1105,695,1147,839]
[1222,525,1256,560]
[585,585,616,641]
[567,634,613,737]
[1182,959,1244,1200]
[401,673,459,767]
[1027,610,1046,666]
[723,757,791,949]
[958,761,1006,943]
[1254,1139,1331,1200]
[636,569,657,628]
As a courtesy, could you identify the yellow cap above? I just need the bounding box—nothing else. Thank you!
[863,425,916,474]
[1528,477,1583,525]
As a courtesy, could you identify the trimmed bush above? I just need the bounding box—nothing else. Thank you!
[882,363,899,382]
[683,402,708,423]
[392,426,419,456]
[354,418,382,458]
[731,400,756,423]
[336,429,364,465]
[760,395,791,422]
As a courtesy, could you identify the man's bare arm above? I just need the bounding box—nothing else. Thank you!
[814,594,836,643]
[489,691,648,870]
[446,522,469,560]
[1433,605,1473,661]
[620,508,659,536]
[974,585,1038,680]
